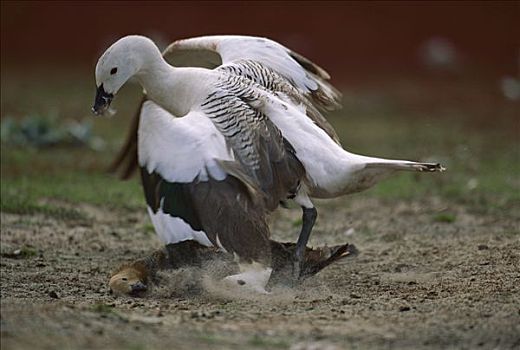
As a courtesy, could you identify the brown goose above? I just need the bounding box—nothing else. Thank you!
[109,239,357,296]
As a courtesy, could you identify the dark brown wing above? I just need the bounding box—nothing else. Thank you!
[107,96,146,179]
[201,75,305,209]
[140,165,273,264]
[189,176,273,264]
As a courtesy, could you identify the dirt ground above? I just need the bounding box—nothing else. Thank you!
[1,195,518,350]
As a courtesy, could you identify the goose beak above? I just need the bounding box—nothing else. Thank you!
[129,281,147,296]
[92,84,114,116]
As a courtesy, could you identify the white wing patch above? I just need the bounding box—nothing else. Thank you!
[216,36,318,91]
[147,204,213,246]
[138,101,234,183]
[258,95,355,196]
[165,35,332,94]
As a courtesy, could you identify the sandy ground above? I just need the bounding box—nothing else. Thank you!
[1,196,519,350]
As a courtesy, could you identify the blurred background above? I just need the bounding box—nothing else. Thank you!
[2,4,519,348]
[1,1,518,76]
[1,1,519,217]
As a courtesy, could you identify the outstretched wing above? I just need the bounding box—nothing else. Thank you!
[163,35,341,110]
[216,60,341,144]
[110,35,337,179]
[163,35,342,144]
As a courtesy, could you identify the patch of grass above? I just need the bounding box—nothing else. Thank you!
[141,223,156,235]
[1,173,143,216]
[1,115,104,150]
[381,232,404,242]
[247,334,289,348]
[197,334,224,345]
[91,303,115,314]
[365,173,436,199]
[1,146,144,216]
[1,245,38,259]
[338,113,520,216]
[1,189,88,221]
[357,226,379,242]
[292,218,303,228]
[433,213,457,223]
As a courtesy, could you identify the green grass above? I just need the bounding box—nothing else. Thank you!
[1,171,143,208]
[91,303,116,314]
[1,147,144,219]
[0,170,143,218]
[292,218,303,228]
[1,245,38,259]
[247,334,289,348]
[1,69,519,220]
[0,196,88,221]
[433,212,457,223]
[328,97,520,214]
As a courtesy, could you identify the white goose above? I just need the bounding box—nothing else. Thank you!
[93,35,444,281]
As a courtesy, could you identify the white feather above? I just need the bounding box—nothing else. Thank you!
[147,203,213,246]
[164,35,325,93]
[259,96,363,196]
[138,100,233,183]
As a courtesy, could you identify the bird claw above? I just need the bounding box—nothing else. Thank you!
[291,254,304,286]
[292,261,299,277]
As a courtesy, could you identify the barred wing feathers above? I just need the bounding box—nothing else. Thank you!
[163,35,342,112]
[200,75,304,208]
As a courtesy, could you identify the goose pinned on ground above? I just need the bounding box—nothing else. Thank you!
[109,240,358,296]
[93,35,445,280]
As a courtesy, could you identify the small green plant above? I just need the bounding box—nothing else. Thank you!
[1,245,38,259]
[292,218,303,228]
[1,115,104,150]
[92,303,115,314]
[433,212,457,223]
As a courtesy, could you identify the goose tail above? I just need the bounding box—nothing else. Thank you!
[323,156,446,197]
[365,161,446,172]
[268,241,358,286]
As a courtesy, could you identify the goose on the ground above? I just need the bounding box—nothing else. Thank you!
[93,35,445,279]
[109,240,357,296]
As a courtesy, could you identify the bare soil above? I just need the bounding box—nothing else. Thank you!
[1,197,519,350]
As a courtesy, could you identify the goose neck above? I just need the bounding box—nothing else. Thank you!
[135,59,186,115]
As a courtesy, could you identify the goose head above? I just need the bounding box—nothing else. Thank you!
[93,35,160,115]
[109,264,148,296]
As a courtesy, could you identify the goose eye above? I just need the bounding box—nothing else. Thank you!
[110,67,118,75]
